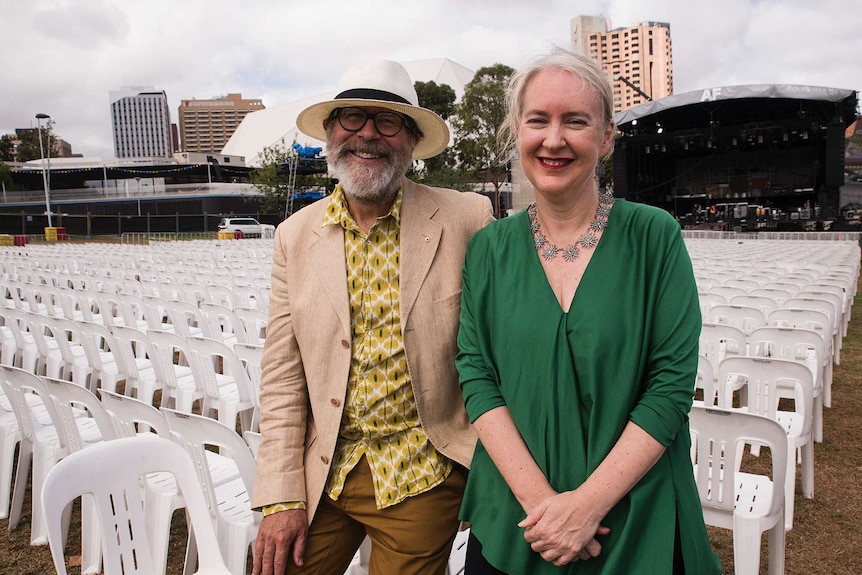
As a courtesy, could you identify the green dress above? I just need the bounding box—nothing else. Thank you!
[456,199,722,574]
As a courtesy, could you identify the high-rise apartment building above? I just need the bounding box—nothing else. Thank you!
[110,86,173,158]
[178,93,264,153]
[570,16,673,113]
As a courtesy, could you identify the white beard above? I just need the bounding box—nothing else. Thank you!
[326,139,413,204]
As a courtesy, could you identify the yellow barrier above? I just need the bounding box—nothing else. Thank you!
[45,227,58,241]
[217,230,236,240]
[0,235,13,246]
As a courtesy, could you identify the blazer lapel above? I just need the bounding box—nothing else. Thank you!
[308,217,351,337]
[400,178,442,326]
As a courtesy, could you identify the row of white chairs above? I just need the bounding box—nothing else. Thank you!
[0,365,259,575]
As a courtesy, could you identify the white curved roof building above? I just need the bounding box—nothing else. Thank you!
[221,58,475,166]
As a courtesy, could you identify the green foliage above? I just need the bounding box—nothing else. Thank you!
[250,139,328,216]
[0,135,14,162]
[0,162,12,187]
[451,63,515,215]
[413,80,469,189]
[14,128,56,162]
[415,80,456,120]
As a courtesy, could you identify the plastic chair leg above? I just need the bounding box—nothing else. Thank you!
[80,495,102,575]
[766,516,786,575]
[801,442,814,499]
[733,519,764,575]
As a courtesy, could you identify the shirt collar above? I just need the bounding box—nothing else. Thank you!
[321,184,403,230]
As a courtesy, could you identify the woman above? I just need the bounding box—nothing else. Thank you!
[456,47,721,574]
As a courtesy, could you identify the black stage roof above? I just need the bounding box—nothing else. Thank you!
[611,84,859,227]
[615,84,857,131]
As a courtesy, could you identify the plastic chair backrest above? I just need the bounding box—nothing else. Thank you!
[98,389,170,439]
[186,336,254,405]
[161,408,257,515]
[748,326,825,381]
[706,304,766,336]
[698,322,746,365]
[716,356,813,434]
[689,406,787,518]
[41,435,232,575]
[43,377,115,452]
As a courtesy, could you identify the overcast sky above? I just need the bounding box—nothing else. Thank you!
[3,0,861,159]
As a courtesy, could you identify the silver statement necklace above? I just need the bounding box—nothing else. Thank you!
[528,189,615,262]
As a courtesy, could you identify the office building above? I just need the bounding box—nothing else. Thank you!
[570,16,673,113]
[110,86,173,158]
[178,93,264,154]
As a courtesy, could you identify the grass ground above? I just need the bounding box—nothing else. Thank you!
[2,282,861,574]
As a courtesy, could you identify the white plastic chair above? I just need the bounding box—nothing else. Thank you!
[147,329,201,412]
[748,326,827,443]
[784,296,840,365]
[43,376,117,574]
[707,304,766,336]
[693,354,716,408]
[165,299,206,338]
[750,287,794,306]
[109,324,161,405]
[698,322,747,387]
[162,408,260,575]
[0,386,21,520]
[689,406,787,575]
[717,356,814,530]
[234,306,267,345]
[730,294,779,317]
[0,366,102,546]
[234,342,263,431]
[767,307,834,407]
[20,310,66,380]
[99,389,187,575]
[198,302,243,347]
[75,320,127,395]
[41,435,233,575]
[185,335,256,432]
[48,316,96,387]
[0,307,40,372]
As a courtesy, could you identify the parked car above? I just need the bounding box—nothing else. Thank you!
[217,217,275,238]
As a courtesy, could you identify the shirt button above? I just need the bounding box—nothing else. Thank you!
[341,339,349,348]
[320,455,329,464]
[330,398,341,407]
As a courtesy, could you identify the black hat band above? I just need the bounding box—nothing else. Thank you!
[335,88,412,105]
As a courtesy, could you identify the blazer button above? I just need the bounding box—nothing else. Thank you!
[330,398,341,407]
[320,455,329,464]
[341,339,349,349]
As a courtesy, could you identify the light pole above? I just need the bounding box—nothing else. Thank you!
[35,113,52,228]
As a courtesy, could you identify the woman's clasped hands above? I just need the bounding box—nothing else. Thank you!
[518,489,610,567]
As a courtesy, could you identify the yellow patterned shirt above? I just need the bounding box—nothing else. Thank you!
[321,185,452,509]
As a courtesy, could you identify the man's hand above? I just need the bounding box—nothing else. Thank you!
[252,509,309,575]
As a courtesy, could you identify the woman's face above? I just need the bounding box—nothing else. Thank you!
[517,67,614,200]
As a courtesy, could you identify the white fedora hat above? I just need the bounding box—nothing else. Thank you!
[295,59,450,160]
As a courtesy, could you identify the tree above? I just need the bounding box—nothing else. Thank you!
[451,63,515,217]
[14,128,57,162]
[414,80,456,120]
[0,162,12,189]
[250,138,328,217]
[413,80,470,190]
[0,135,15,162]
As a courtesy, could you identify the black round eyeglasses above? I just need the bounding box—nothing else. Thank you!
[334,107,410,137]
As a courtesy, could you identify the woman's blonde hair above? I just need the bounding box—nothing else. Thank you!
[498,45,615,164]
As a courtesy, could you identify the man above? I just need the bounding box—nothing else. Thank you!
[252,59,494,575]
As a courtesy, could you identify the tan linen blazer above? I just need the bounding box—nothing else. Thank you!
[252,177,494,520]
